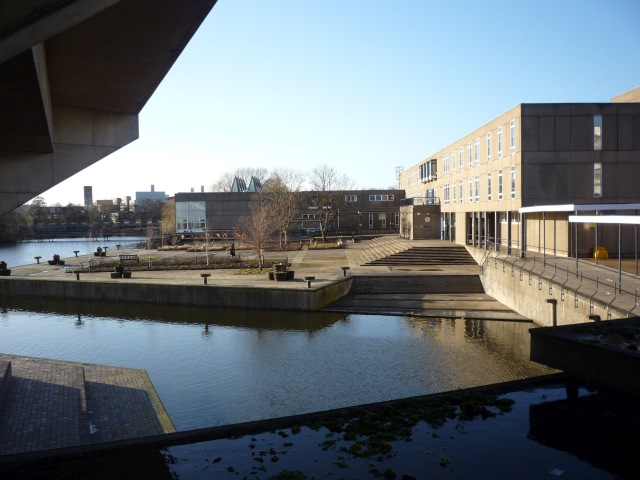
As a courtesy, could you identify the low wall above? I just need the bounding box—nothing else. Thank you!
[469,248,633,327]
[0,278,353,312]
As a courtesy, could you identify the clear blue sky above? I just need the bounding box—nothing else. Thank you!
[41,0,640,205]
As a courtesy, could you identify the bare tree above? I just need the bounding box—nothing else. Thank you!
[308,164,354,242]
[261,168,303,248]
[238,198,273,271]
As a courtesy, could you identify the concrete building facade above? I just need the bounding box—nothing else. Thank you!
[174,190,405,236]
[399,87,640,258]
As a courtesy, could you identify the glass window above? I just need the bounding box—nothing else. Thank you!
[444,155,450,175]
[474,138,480,165]
[459,180,464,203]
[498,169,503,200]
[487,172,492,200]
[459,147,464,170]
[498,127,503,157]
[510,165,516,199]
[451,151,456,172]
[467,142,472,168]
[368,213,373,228]
[594,115,602,151]
[444,183,450,204]
[345,195,358,202]
[487,132,492,161]
[475,175,480,201]
[594,162,602,197]
[468,177,473,202]
[452,181,456,203]
[510,120,516,153]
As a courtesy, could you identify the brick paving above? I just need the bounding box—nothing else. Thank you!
[0,354,174,457]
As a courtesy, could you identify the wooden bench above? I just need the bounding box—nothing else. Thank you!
[119,254,139,266]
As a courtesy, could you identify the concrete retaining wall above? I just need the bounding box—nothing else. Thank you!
[0,278,353,312]
[469,248,631,327]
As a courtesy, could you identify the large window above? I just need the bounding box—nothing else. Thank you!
[510,120,516,153]
[498,127,503,157]
[444,154,450,175]
[368,213,374,228]
[594,115,602,151]
[468,177,473,203]
[459,180,464,203]
[345,194,358,202]
[459,147,464,170]
[498,169,503,200]
[594,162,602,197]
[452,181,456,203]
[474,138,480,165]
[487,132,492,161]
[451,151,456,172]
[175,201,206,232]
[487,172,492,200]
[510,165,516,199]
[475,175,480,201]
[444,183,450,204]
[467,142,472,168]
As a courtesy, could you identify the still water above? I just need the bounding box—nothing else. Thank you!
[0,237,145,267]
[0,296,553,430]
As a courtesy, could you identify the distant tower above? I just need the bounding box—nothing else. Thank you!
[395,166,404,188]
[83,186,93,209]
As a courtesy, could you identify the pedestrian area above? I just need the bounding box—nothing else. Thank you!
[0,354,174,457]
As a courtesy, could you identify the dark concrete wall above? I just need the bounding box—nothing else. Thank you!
[0,277,352,312]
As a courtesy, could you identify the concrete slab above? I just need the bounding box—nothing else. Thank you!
[0,354,174,457]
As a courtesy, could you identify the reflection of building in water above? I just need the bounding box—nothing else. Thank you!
[404,317,548,375]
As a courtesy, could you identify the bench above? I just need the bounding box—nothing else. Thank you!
[119,254,139,266]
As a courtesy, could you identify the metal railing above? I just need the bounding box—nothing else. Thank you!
[480,249,640,319]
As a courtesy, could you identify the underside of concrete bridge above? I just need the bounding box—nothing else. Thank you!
[0,0,217,216]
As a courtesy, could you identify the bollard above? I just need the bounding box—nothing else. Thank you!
[201,273,211,285]
[35,256,41,264]
[341,266,350,277]
[73,250,79,257]
[76,272,80,280]
[304,275,315,288]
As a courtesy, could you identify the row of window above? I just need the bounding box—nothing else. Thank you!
[442,120,517,176]
[344,194,396,202]
[442,167,517,204]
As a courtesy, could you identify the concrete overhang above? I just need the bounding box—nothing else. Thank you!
[569,215,640,225]
[520,204,640,214]
[0,0,218,215]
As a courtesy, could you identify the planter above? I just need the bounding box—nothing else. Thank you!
[110,272,121,279]
[274,263,287,273]
[48,260,56,265]
[122,271,132,279]
[57,260,65,266]
[0,269,10,276]
[115,266,125,274]
[267,271,274,280]
[274,271,288,281]
[286,270,295,281]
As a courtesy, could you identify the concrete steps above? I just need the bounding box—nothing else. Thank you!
[348,275,485,294]
[364,246,477,266]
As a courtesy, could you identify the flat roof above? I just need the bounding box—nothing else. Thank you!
[520,204,640,213]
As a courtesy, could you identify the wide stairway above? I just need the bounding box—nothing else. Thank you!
[359,237,477,267]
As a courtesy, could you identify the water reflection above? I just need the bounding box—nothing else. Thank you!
[0,298,554,430]
[0,296,347,333]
